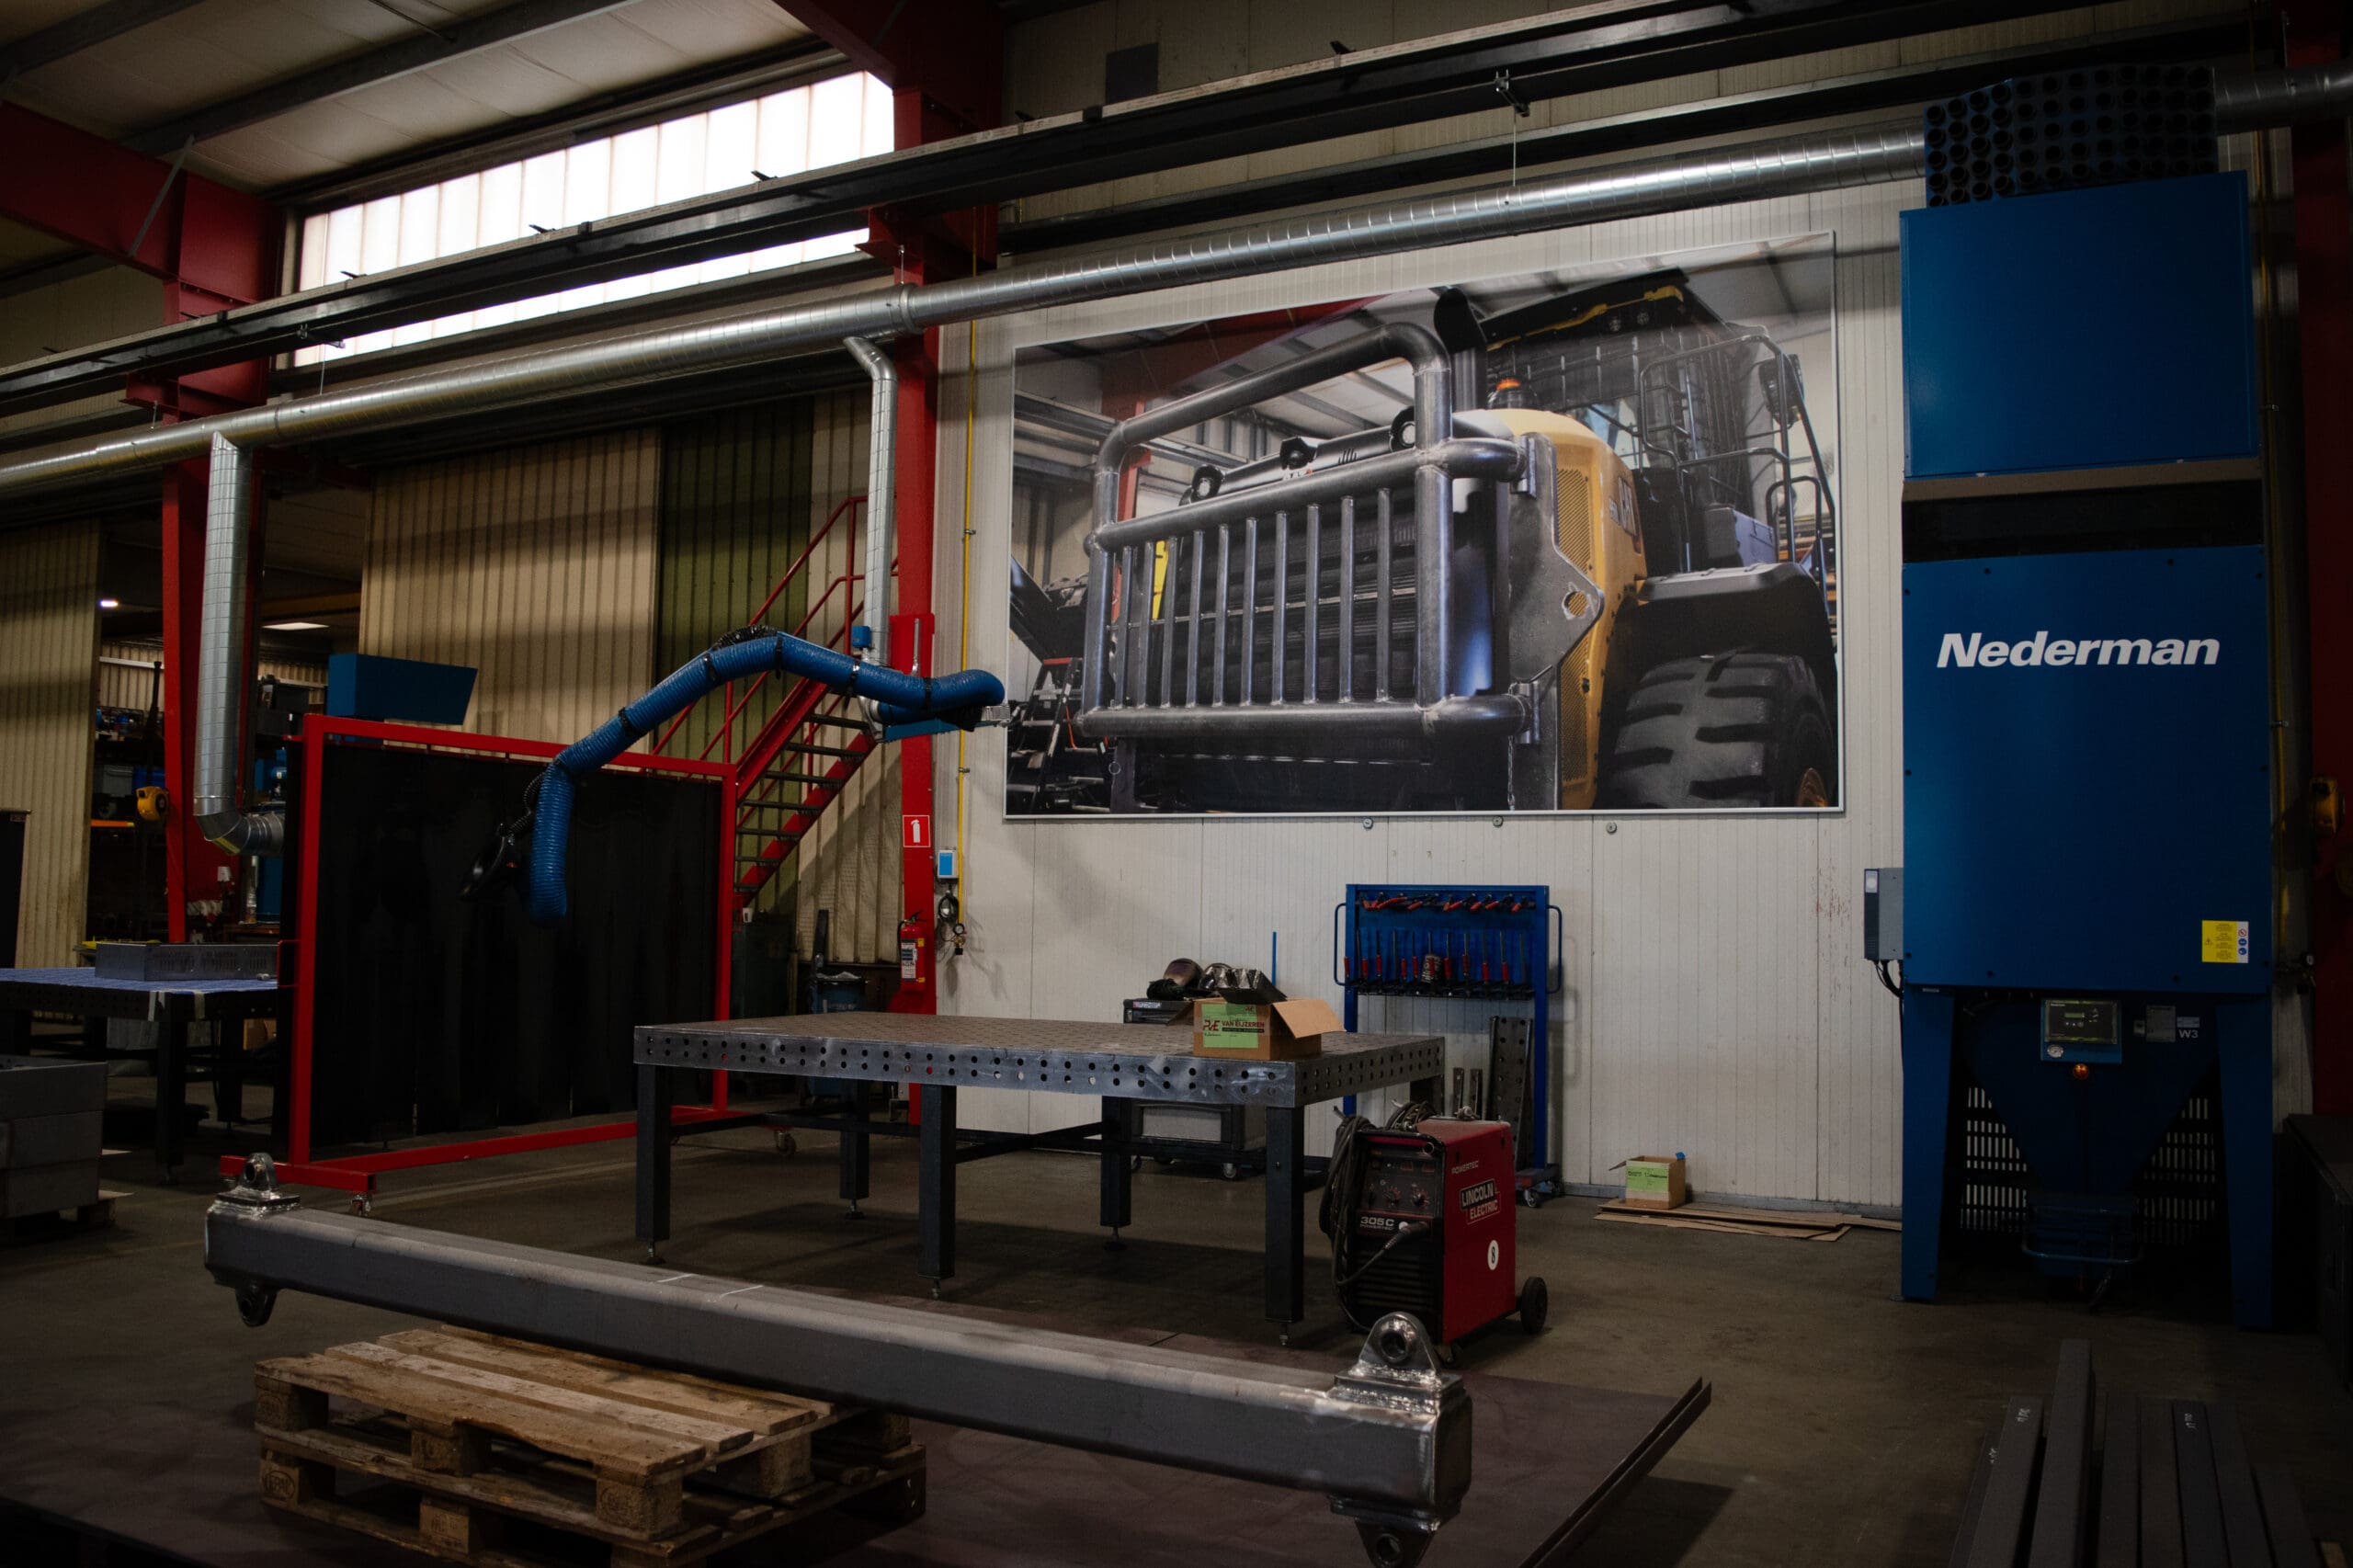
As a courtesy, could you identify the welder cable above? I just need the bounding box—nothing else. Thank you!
[1321,1100,1436,1332]
[522,628,1002,924]
[1333,1220,1432,1292]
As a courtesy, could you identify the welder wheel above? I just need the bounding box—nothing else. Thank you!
[1518,1276,1549,1335]
[773,1131,798,1158]
[1595,651,1835,809]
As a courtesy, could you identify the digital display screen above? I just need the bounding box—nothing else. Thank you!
[2041,998,2120,1046]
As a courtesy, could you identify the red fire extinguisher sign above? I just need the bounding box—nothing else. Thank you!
[904,813,930,849]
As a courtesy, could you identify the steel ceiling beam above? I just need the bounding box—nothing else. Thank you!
[772,0,1003,131]
[0,0,2177,414]
[0,0,205,78]
[119,0,643,156]
[1001,17,2248,254]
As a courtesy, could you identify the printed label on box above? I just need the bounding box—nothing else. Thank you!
[2200,919,2250,964]
[1624,1164,1673,1193]
[1195,1002,1265,1048]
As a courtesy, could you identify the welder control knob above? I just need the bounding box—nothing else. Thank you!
[1412,1190,1427,1208]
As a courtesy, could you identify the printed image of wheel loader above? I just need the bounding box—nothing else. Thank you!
[1005,267,1838,815]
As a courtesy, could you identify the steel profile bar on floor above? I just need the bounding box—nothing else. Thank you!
[204,1164,1470,1568]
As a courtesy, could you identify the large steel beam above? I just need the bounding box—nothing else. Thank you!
[204,1162,1470,1568]
[0,101,278,415]
[2288,0,2353,1116]
[0,0,203,77]
[0,0,2114,415]
[775,0,1002,132]
[1003,17,2245,254]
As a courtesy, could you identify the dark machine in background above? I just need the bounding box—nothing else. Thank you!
[1324,1113,1546,1356]
[1007,267,1838,815]
[302,740,719,1148]
[1889,169,2274,1326]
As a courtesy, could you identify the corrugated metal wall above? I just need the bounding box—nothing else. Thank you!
[653,391,894,952]
[359,430,661,744]
[96,640,327,711]
[656,400,819,764]
[0,524,99,966]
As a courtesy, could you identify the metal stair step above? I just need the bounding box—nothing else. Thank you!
[739,797,825,812]
[803,713,868,731]
[758,769,845,787]
[779,741,863,758]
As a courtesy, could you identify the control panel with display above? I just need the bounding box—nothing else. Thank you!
[2040,997,2122,1063]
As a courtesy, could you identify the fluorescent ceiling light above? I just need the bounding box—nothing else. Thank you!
[265,619,330,631]
[97,597,119,608]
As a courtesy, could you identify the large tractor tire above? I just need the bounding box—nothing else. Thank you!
[1595,652,1836,809]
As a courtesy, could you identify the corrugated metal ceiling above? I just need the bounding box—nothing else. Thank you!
[1,0,815,235]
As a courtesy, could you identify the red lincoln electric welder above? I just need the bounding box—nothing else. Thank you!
[1323,1112,1548,1356]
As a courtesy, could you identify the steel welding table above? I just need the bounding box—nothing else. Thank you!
[0,966,281,1182]
[633,1012,1447,1330]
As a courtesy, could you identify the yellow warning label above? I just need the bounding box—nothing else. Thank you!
[2200,920,2250,964]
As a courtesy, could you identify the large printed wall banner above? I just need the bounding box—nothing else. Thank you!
[1005,236,1841,817]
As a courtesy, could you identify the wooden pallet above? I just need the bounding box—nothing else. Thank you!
[255,1327,923,1567]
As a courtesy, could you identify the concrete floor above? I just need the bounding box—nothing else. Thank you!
[3,1101,2349,1566]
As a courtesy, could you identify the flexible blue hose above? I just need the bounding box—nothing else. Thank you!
[525,629,1001,923]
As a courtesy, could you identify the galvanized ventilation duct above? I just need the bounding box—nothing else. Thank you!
[844,335,897,646]
[3,59,2343,856]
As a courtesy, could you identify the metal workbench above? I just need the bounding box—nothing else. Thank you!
[0,967,282,1181]
[633,1012,1448,1331]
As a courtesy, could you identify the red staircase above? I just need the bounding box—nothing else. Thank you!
[647,495,889,910]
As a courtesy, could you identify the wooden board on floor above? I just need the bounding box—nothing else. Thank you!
[1597,1197,1898,1234]
[1596,1204,1850,1242]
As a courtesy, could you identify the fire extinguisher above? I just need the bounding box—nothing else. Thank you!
[897,913,931,996]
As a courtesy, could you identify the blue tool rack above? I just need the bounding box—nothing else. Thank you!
[1334,882,1562,1199]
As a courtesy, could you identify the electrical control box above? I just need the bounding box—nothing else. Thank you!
[1864,868,1903,961]
[2040,997,2122,1064]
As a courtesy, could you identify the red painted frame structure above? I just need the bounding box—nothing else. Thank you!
[215,717,743,1197]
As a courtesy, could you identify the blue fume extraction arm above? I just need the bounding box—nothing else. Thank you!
[466,625,1002,924]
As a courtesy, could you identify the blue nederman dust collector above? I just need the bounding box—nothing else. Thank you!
[1884,169,2275,1328]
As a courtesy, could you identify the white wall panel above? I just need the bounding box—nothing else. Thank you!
[937,176,1916,1207]
[0,524,98,966]
[952,0,2250,1209]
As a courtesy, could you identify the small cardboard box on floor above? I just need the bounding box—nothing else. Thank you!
[1618,1153,1688,1210]
[1189,997,1341,1061]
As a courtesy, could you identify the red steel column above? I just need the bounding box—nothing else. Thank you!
[2287,0,2353,1114]
[870,82,995,1016]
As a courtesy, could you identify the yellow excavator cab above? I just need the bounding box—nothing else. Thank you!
[1472,409,1645,809]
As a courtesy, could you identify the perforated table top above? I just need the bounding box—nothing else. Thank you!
[0,967,280,1021]
[635,1011,1446,1108]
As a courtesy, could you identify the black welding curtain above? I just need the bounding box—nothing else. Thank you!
[307,744,719,1149]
